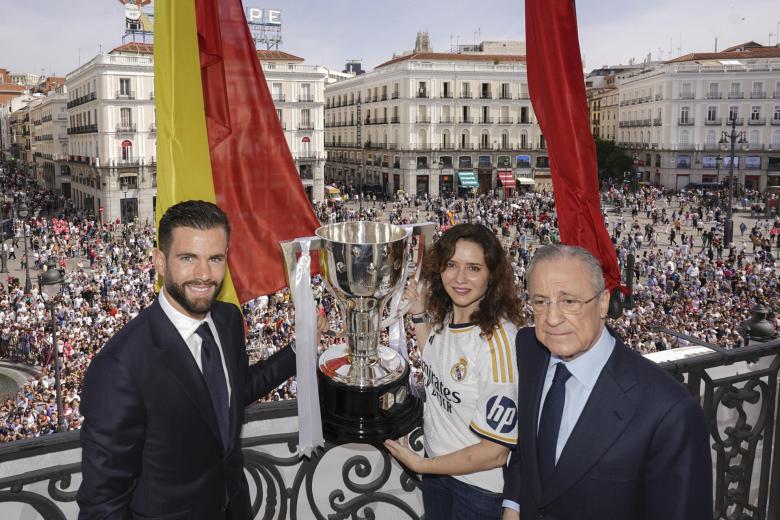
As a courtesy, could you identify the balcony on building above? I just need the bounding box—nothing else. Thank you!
[705,118,722,126]
[441,91,453,99]
[66,124,98,135]
[391,91,400,99]
[460,117,474,124]
[771,117,780,126]
[499,117,513,124]
[416,88,428,99]
[298,122,315,131]
[298,95,315,103]
[678,118,695,126]
[67,92,97,109]
[748,118,767,126]
[706,92,722,100]
[116,123,137,133]
[679,93,695,100]
[415,117,432,124]
[728,91,745,99]
[751,91,767,99]
[479,117,494,124]
[273,94,286,102]
[115,90,136,100]
[459,92,473,99]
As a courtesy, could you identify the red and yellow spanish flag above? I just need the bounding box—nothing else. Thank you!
[154,0,320,305]
[526,0,622,293]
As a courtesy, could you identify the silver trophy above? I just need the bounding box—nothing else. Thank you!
[281,221,434,443]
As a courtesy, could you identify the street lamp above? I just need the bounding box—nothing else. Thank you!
[17,200,31,293]
[39,256,66,432]
[719,117,747,248]
[715,154,722,187]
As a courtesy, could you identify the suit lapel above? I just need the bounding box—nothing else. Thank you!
[149,300,224,451]
[541,342,637,506]
[212,305,240,452]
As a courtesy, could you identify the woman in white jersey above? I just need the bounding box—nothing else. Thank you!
[385,223,525,520]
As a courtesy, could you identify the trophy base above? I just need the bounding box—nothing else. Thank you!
[319,365,423,445]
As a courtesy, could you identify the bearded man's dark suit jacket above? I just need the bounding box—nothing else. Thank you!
[76,299,296,520]
[503,327,712,520]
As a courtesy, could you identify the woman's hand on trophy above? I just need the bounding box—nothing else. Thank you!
[383,435,425,474]
[404,279,427,316]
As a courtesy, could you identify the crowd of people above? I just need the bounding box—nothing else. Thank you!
[1,163,779,442]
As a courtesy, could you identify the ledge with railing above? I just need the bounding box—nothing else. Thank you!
[2,340,778,519]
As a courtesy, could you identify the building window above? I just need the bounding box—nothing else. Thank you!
[272,83,283,101]
[774,105,780,122]
[729,106,739,122]
[119,78,131,97]
[120,107,132,127]
[520,107,529,124]
[680,107,690,124]
[751,106,761,121]
[706,106,717,121]
[120,140,133,161]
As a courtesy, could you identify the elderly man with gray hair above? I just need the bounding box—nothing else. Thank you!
[502,244,712,520]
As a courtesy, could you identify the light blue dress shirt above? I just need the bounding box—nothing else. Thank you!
[503,326,615,513]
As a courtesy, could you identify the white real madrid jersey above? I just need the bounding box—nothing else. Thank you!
[421,319,519,492]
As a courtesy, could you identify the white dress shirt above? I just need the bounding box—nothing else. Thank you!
[158,289,231,402]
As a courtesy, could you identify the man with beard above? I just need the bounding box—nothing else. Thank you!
[77,201,308,519]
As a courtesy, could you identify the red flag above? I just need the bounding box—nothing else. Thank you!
[194,0,320,302]
[525,0,622,292]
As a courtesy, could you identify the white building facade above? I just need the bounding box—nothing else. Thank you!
[259,51,331,202]
[29,89,70,196]
[65,43,157,223]
[324,46,548,197]
[616,43,780,191]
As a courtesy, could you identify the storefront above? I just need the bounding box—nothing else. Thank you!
[457,170,478,197]
[439,172,455,197]
[497,171,515,198]
[416,175,429,196]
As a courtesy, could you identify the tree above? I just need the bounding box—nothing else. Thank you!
[594,138,632,182]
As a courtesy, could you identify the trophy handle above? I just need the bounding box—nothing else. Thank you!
[379,222,435,328]
[280,236,346,338]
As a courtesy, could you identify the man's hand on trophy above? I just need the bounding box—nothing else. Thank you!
[384,434,426,474]
[315,305,329,346]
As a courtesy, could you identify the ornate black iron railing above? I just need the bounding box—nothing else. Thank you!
[1,341,779,519]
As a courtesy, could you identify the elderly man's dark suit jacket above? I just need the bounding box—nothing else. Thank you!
[77,299,296,520]
[503,327,712,520]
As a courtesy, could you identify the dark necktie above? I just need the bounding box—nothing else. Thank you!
[537,362,572,488]
[196,322,230,450]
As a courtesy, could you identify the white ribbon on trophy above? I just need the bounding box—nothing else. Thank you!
[292,239,324,457]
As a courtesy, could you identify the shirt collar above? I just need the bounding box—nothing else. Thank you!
[158,289,214,342]
[549,326,615,391]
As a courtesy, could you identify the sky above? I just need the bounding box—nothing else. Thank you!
[1,0,779,78]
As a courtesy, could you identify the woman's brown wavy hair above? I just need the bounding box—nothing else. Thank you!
[421,223,524,336]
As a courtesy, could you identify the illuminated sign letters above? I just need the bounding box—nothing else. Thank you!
[245,8,282,26]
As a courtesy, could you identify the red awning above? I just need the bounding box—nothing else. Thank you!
[497,171,516,188]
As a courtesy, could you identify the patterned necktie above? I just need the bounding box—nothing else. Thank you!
[537,362,572,488]
[196,322,229,450]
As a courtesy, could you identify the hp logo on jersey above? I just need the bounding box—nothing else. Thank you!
[486,395,517,433]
